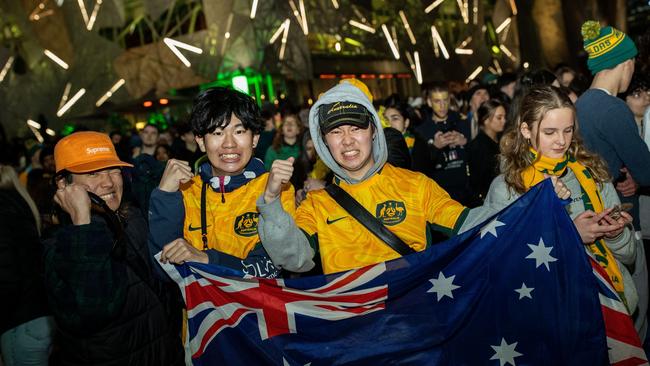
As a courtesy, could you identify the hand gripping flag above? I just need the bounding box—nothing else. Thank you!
[159,180,648,365]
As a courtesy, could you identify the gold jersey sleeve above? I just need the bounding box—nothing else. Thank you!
[295,164,467,274]
[181,174,295,259]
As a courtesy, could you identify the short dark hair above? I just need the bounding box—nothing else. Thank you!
[189,87,263,137]
[141,123,160,133]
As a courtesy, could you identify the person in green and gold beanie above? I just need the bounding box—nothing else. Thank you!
[581,20,638,76]
[575,21,650,343]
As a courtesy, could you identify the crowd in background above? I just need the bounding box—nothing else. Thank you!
[1,23,650,365]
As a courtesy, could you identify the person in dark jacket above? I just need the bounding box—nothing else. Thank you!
[44,131,184,366]
[468,99,507,202]
[1,164,53,366]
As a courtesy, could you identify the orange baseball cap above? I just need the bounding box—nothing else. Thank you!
[54,131,133,173]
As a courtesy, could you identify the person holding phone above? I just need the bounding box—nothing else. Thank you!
[45,131,184,365]
[482,86,647,339]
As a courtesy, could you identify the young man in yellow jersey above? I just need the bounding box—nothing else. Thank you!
[149,87,314,278]
[257,81,570,274]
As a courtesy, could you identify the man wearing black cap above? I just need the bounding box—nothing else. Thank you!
[257,80,496,275]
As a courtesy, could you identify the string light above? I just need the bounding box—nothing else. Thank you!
[414,51,423,85]
[381,24,400,60]
[27,120,42,129]
[495,17,511,34]
[86,0,102,30]
[466,66,483,83]
[163,37,203,67]
[509,0,518,15]
[270,19,290,44]
[430,26,449,59]
[59,82,72,110]
[331,0,339,9]
[454,48,473,55]
[95,79,126,107]
[46,128,56,136]
[299,0,308,35]
[0,56,14,83]
[57,88,86,117]
[279,20,290,60]
[425,0,445,13]
[44,49,69,69]
[349,20,375,34]
[499,44,517,62]
[250,0,258,18]
[221,13,234,55]
[399,11,417,45]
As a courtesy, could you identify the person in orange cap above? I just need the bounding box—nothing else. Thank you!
[44,131,185,365]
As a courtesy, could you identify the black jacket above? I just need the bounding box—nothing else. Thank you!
[467,131,501,201]
[44,206,184,366]
[0,189,50,335]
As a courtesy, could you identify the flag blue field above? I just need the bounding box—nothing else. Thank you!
[160,179,647,365]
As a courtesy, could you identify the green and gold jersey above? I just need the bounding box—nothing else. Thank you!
[181,174,295,259]
[296,163,468,274]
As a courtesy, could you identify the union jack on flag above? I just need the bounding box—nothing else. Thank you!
[160,180,648,365]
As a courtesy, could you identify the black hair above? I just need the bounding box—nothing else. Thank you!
[620,72,650,99]
[189,87,263,137]
[384,100,419,131]
[497,73,518,89]
[39,145,54,166]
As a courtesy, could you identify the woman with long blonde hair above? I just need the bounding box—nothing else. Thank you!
[483,85,646,336]
[0,164,54,365]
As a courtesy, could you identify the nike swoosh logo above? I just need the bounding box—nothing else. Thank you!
[188,224,211,232]
[326,216,347,225]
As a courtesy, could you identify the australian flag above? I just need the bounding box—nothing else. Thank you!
[159,180,648,365]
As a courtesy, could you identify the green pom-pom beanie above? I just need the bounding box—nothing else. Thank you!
[581,20,637,75]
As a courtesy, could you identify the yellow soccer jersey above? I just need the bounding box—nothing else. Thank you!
[296,163,468,274]
[180,174,295,259]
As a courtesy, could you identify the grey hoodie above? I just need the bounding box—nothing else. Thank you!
[308,82,387,184]
[256,81,495,273]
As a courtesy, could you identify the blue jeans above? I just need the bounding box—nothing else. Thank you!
[1,316,54,366]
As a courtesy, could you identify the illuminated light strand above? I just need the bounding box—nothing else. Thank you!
[425,0,445,13]
[500,44,517,61]
[466,66,483,83]
[349,20,375,34]
[0,56,14,82]
[28,125,44,143]
[289,0,307,35]
[59,82,72,110]
[457,0,469,24]
[390,26,399,53]
[163,37,203,67]
[495,17,511,34]
[29,1,54,21]
[279,19,290,60]
[493,59,503,74]
[299,0,308,35]
[57,88,86,117]
[414,51,423,85]
[399,11,417,45]
[430,26,449,59]
[488,66,498,74]
[27,120,42,129]
[95,79,126,107]
[381,24,400,60]
[472,0,478,24]
[405,51,416,73]
[331,0,339,9]
[44,49,69,69]
[250,0,258,18]
[86,0,103,31]
[270,19,290,44]
[458,36,472,48]
[509,0,518,15]
[46,128,56,136]
[77,0,89,24]
[221,13,234,55]
[454,48,473,55]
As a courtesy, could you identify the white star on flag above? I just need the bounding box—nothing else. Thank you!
[480,217,506,238]
[427,272,460,301]
[283,358,311,366]
[514,283,534,300]
[525,237,557,271]
[490,338,523,366]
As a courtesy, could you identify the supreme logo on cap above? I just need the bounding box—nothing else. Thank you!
[86,146,112,154]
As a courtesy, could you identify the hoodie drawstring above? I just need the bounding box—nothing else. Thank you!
[219,176,225,203]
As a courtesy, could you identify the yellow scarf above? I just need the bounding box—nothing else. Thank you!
[521,148,626,301]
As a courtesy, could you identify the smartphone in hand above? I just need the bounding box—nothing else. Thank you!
[608,203,633,220]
